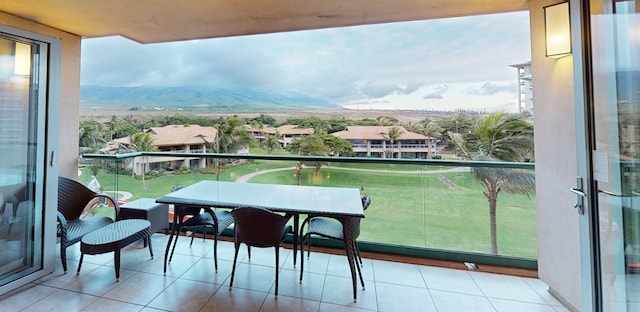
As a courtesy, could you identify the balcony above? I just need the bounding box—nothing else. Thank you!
[0,235,566,311]
[78,152,537,268]
[0,152,564,310]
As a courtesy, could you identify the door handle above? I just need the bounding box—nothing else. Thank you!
[570,177,586,215]
[570,187,586,197]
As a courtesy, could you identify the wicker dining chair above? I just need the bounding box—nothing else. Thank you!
[299,196,371,288]
[229,206,292,297]
[57,176,120,273]
[166,185,234,272]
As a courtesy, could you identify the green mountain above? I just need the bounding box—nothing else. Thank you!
[80,86,343,111]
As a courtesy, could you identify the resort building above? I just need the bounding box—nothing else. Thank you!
[104,125,223,174]
[245,124,314,147]
[331,126,437,159]
[510,61,534,115]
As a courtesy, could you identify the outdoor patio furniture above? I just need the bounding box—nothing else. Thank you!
[229,206,292,297]
[164,185,234,273]
[299,195,371,289]
[120,198,169,235]
[156,181,365,300]
[77,219,153,281]
[169,185,209,243]
[57,176,120,273]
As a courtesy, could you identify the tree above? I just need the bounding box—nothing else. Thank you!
[401,121,424,134]
[127,131,156,189]
[79,121,107,154]
[205,117,255,180]
[450,112,535,254]
[375,116,398,126]
[437,112,478,153]
[383,126,404,158]
[423,121,444,139]
[286,131,352,176]
[262,134,281,154]
[287,135,329,175]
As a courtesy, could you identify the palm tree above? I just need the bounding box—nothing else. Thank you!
[401,121,424,134]
[423,121,444,139]
[128,131,156,190]
[205,118,255,180]
[79,121,106,154]
[450,112,534,254]
[375,116,394,126]
[383,126,404,158]
[262,134,281,154]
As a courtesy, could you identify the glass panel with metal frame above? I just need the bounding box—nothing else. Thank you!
[82,153,536,270]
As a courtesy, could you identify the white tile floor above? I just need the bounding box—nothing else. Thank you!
[0,234,569,312]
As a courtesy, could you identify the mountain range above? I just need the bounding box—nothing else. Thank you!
[80,86,344,111]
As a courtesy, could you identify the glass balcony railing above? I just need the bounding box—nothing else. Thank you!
[79,152,536,270]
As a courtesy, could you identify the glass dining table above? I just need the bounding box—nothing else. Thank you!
[155,180,365,300]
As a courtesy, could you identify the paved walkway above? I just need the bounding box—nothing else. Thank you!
[235,165,469,183]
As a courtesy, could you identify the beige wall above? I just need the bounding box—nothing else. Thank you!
[0,11,81,179]
[530,1,582,311]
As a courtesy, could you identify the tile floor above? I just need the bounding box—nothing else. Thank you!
[0,234,569,312]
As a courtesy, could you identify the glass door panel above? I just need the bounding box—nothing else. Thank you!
[0,35,44,287]
[589,0,640,309]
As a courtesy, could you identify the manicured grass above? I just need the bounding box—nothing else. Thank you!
[325,161,451,171]
[80,161,537,259]
[249,167,537,258]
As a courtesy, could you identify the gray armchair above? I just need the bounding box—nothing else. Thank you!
[57,176,119,272]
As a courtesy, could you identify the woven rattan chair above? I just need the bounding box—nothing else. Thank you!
[229,207,292,297]
[57,176,120,273]
[299,196,371,288]
[166,186,234,272]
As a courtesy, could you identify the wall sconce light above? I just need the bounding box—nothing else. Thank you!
[544,2,571,58]
[14,42,31,76]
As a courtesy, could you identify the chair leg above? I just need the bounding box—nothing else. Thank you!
[306,234,312,259]
[299,232,307,283]
[147,235,154,259]
[213,224,219,272]
[76,253,84,275]
[189,227,196,246]
[60,244,68,273]
[275,246,280,298]
[247,245,251,261]
[169,224,182,262]
[229,242,241,289]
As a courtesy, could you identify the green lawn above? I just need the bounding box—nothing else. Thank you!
[249,167,537,258]
[80,161,537,259]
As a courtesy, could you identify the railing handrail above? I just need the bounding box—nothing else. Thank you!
[81,151,534,169]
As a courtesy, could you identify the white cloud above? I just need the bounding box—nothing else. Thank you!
[81,11,531,111]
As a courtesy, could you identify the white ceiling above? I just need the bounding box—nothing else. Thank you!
[0,0,528,43]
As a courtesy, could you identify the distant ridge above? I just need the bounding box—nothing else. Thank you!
[80,86,343,111]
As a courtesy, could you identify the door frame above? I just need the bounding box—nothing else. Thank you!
[0,24,60,295]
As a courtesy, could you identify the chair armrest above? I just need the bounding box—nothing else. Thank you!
[92,193,121,221]
[57,210,68,238]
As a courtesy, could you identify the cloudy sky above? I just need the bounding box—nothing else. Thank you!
[81,11,531,112]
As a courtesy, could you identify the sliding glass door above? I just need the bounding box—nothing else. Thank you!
[578,0,640,310]
[0,27,58,294]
